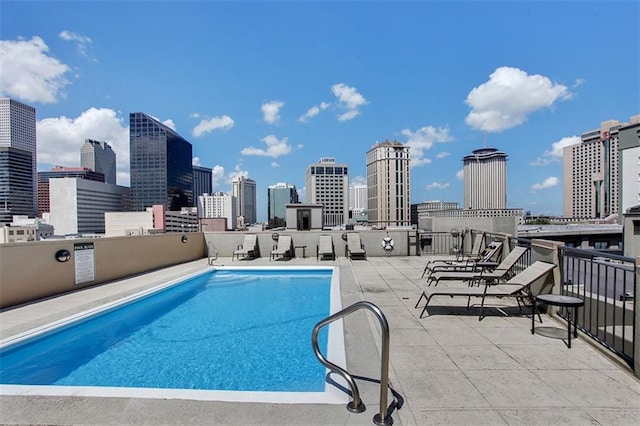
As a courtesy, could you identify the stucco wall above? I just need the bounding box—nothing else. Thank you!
[0,233,206,309]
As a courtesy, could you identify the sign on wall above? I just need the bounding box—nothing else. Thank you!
[74,242,95,285]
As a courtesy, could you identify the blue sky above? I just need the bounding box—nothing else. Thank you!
[1,1,638,222]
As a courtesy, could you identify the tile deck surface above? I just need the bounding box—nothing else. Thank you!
[1,256,639,425]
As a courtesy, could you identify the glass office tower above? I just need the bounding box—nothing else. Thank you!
[129,113,193,211]
[268,182,298,228]
[0,98,37,223]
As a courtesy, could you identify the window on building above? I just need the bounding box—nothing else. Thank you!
[634,220,640,235]
[593,241,609,250]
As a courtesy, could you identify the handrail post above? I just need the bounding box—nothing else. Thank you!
[311,301,395,425]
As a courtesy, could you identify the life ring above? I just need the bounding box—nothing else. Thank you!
[381,236,394,253]
[271,232,279,241]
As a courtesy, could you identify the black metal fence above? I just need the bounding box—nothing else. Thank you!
[560,247,635,366]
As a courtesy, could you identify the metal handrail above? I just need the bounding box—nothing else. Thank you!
[311,301,394,426]
[207,241,218,265]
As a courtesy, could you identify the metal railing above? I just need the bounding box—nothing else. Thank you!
[560,247,635,366]
[311,301,403,426]
[418,231,461,255]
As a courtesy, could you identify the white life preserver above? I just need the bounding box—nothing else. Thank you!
[381,236,394,253]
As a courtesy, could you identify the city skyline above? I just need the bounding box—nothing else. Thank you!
[1,1,638,221]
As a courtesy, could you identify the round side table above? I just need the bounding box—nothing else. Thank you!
[532,294,584,348]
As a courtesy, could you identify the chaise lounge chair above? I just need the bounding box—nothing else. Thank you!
[421,241,503,278]
[415,261,557,320]
[455,232,486,262]
[345,232,367,260]
[270,235,293,261]
[233,234,259,261]
[425,245,529,286]
[317,234,336,261]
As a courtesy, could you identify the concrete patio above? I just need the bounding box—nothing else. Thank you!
[1,255,639,425]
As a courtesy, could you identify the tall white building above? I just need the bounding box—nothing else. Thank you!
[618,115,640,218]
[305,157,349,227]
[231,176,257,225]
[563,118,627,219]
[81,139,117,184]
[49,178,130,234]
[366,141,411,227]
[198,192,237,230]
[349,184,367,217]
[463,148,507,210]
[0,98,37,222]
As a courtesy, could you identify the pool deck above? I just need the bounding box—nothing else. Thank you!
[1,255,639,425]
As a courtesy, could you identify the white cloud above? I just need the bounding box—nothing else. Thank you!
[456,169,464,181]
[241,134,293,158]
[0,36,70,103]
[37,107,130,184]
[271,162,279,168]
[436,152,450,159]
[331,83,368,121]
[298,101,330,123]
[228,164,250,182]
[192,157,201,166]
[162,119,176,130]
[262,101,284,124]
[350,175,366,186]
[531,135,581,166]
[426,182,450,190]
[401,126,454,167]
[192,115,234,137]
[531,176,559,190]
[211,165,225,191]
[465,66,572,133]
[59,30,96,62]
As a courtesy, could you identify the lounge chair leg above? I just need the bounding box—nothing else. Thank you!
[415,292,426,309]
[419,297,432,318]
[479,296,486,321]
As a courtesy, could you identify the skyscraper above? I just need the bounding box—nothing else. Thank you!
[198,191,237,230]
[349,184,367,217]
[563,118,626,219]
[129,112,193,211]
[463,147,507,210]
[618,115,640,219]
[268,182,298,228]
[305,157,349,227]
[0,98,37,223]
[366,140,410,227]
[232,176,257,225]
[193,165,213,199]
[81,139,116,184]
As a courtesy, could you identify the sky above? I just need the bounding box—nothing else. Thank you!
[1,0,638,222]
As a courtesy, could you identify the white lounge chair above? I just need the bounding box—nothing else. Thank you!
[233,234,259,260]
[317,234,336,261]
[425,246,529,286]
[345,232,366,260]
[421,241,503,278]
[415,261,557,320]
[270,235,293,261]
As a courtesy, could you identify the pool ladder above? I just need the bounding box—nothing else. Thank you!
[312,301,404,426]
[207,241,218,265]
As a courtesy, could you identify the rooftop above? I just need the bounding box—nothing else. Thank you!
[1,256,639,425]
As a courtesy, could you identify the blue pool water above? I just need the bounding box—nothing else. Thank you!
[0,268,334,393]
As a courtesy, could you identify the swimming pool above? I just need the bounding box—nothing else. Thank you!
[0,266,347,404]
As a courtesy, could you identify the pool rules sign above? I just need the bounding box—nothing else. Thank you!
[74,242,96,285]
